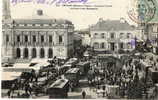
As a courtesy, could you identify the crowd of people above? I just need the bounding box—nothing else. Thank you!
[89,53,158,99]
[4,52,158,99]
[7,70,39,98]
[6,57,63,98]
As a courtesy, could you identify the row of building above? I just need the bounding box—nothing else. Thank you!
[2,0,158,63]
[90,18,136,52]
[82,0,158,53]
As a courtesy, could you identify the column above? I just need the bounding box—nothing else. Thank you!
[46,32,48,45]
[45,47,48,59]
[64,31,67,46]
[36,31,41,45]
[21,32,23,45]
[37,47,40,58]
[29,31,31,46]
[29,47,32,59]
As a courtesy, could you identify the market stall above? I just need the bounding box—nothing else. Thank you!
[47,79,69,98]
[2,71,21,89]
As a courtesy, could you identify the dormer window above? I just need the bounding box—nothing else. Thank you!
[37,9,43,16]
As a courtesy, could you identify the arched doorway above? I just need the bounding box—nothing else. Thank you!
[16,48,21,58]
[40,48,45,58]
[48,48,53,58]
[23,48,29,58]
[32,48,36,58]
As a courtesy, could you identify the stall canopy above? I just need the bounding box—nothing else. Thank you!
[2,63,33,72]
[29,59,50,71]
[30,59,48,63]
[49,79,69,89]
[2,71,21,81]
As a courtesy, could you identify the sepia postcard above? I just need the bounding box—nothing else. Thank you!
[1,0,158,99]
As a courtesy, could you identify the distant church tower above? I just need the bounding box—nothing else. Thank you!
[3,0,11,19]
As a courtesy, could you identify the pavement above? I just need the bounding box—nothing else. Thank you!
[68,79,98,99]
[1,78,103,99]
[2,77,158,99]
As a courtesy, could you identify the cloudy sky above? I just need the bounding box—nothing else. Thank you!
[9,0,136,30]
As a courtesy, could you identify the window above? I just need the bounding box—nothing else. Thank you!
[17,35,20,42]
[127,33,131,38]
[101,33,105,38]
[24,35,28,42]
[40,48,45,58]
[16,48,21,58]
[120,33,124,38]
[94,33,98,38]
[110,33,115,39]
[41,35,44,42]
[49,35,52,43]
[6,35,9,42]
[33,35,36,42]
[93,42,99,49]
[23,48,29,58]
[59,35,63,44]
[32,48,36,58]
[48,48,53,58]
[120,43,124,49]
[101,42,105,48]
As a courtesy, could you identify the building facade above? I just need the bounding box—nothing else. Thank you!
[2,0,74,62]
[82,33,91,46]
[138,0,158,53]
[90,18,137,52]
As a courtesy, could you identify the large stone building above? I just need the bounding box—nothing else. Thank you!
[2,0,74,63]
[90,18,137,53]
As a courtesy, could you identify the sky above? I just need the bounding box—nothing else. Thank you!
[9,0,136,30]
